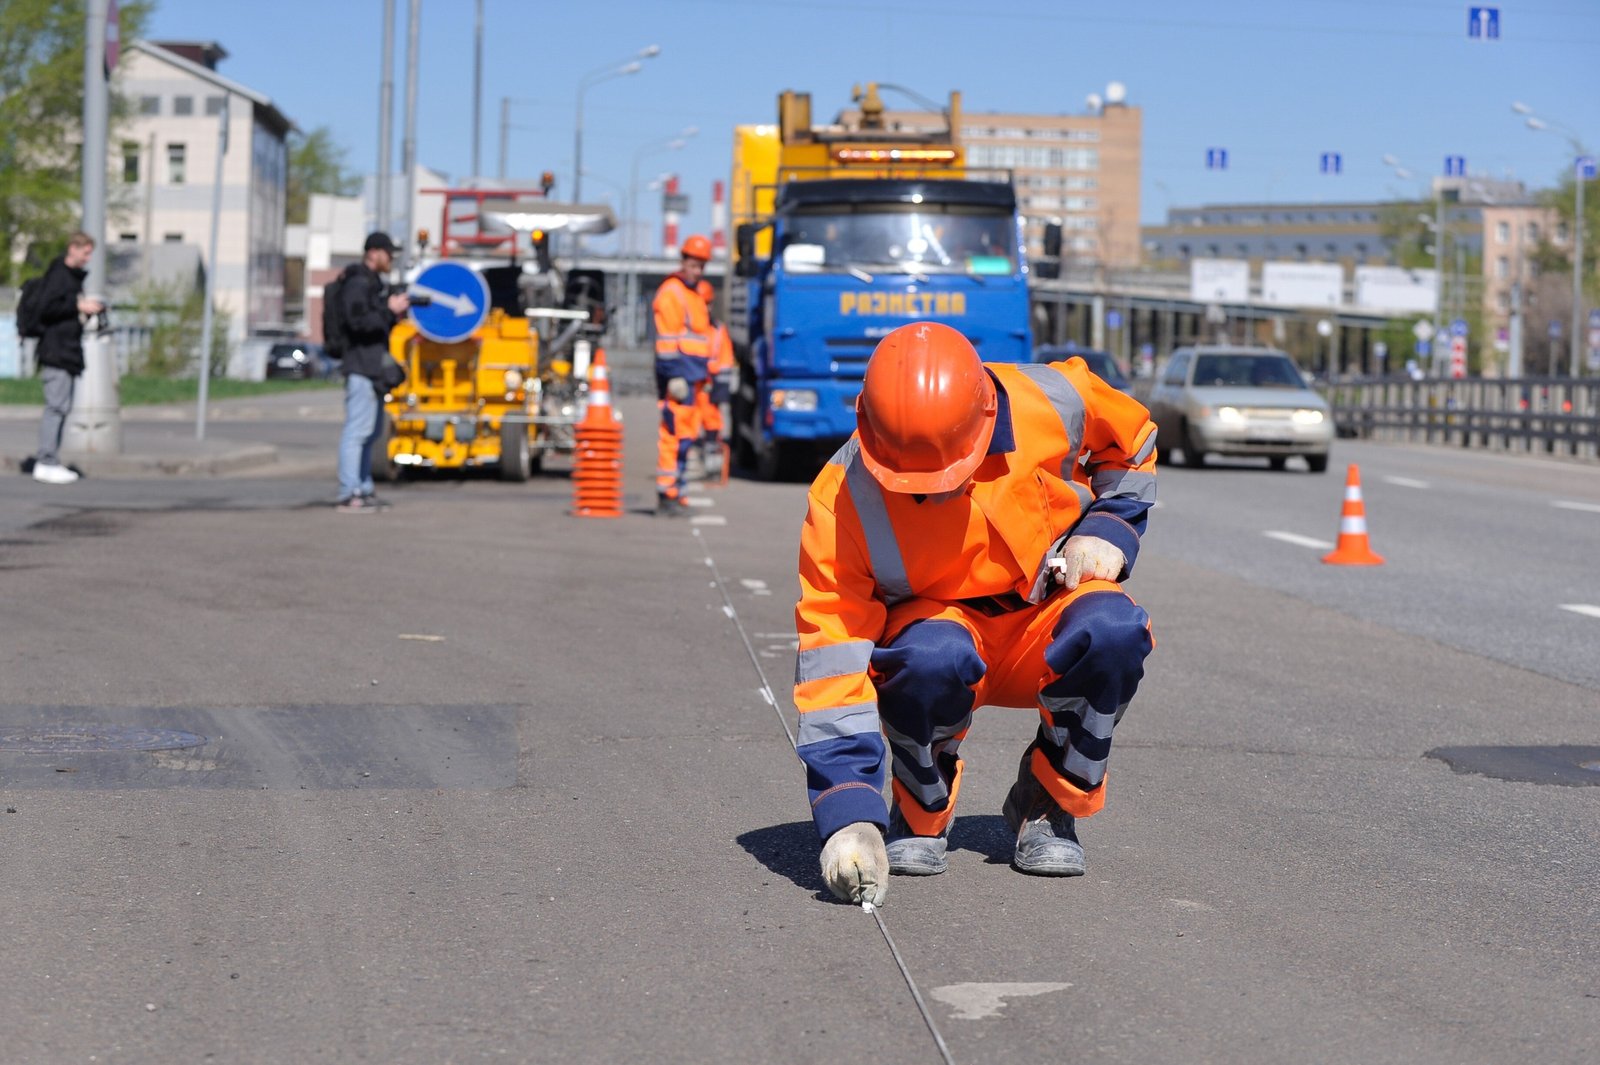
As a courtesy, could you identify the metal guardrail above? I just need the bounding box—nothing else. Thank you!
[1326,377,1600,461]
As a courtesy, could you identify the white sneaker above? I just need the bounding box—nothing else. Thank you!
[32,462,79,484]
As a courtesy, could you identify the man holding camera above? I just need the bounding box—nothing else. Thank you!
[28,232,104,485]
[334,232,410,513]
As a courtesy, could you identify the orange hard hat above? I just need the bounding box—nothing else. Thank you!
[681,234,712,261]
[855,322,997,494]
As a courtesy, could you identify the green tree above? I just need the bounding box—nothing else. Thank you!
[0,0,150,285]
[286,126,360,225]
[1529,171,1599,307]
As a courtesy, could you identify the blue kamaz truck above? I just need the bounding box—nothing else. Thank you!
[727,84,1056,479]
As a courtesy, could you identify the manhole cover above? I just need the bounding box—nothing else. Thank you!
[1425,745,1600,787]
[0,725,207,754]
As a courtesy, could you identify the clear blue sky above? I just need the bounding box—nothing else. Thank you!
[145,0,1599,246]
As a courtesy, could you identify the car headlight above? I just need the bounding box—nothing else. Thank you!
[503,369,524,391]
[1292,408,1325,425]
[772,388,818,413]
[1216,405,1245,425]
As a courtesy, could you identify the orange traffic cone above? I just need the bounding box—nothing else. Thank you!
[1321,464,1384,565]
[571,348,624,519]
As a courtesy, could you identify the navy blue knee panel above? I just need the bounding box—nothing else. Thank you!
[871,620,986,737]
[1043,591,1153,715]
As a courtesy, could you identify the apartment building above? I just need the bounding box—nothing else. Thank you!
[839,90,1143,267]
[113,40,292,347]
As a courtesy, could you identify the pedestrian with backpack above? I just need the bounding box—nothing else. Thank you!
[18,232,104,484]
[328,231,409,512]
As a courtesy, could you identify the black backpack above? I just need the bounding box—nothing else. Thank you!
[320,264,359,359]
[16,275,45,339]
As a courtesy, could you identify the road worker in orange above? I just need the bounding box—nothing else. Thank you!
[652,234,714,515]
[696,277,734,478]
[796,321,1158,907]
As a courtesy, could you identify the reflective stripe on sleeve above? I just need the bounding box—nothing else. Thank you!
[843,447,913,606]
[796,702,882,747]
[1015,364,1087,479]
[795,640,875,684]
[1090,468,1157,503]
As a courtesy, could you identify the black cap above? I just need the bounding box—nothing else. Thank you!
[364,231,399,254]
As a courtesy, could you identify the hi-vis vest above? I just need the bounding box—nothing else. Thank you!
[653,275,711,383]
[790,359,1158,831]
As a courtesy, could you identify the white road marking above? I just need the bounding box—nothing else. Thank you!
[740,579,768,591]
[1382,475,1429,489]
[690,515,727,526]
[1264,530,1335,550]
[683,495,714,508]
[1559,604,1600,620]
[1552,500,1600,515]
[930,982,1073,1021]
[397,633,446,642]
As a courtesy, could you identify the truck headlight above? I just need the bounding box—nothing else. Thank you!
[1292,409,1325,425]
[772,389,818,412]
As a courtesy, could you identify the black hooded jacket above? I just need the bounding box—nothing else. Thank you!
[33,257,90,376]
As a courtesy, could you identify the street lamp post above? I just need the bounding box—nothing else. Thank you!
[1514,102,1591,377]
[627,127,697,345]
[1384,154,1446,374]
[573,45,660,206]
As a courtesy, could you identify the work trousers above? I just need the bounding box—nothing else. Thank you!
[36,366,76,465]
[870,580,1153,838]
[655,396,699,501]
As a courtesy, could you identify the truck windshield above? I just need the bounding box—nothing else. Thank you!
[783,204,1015,275]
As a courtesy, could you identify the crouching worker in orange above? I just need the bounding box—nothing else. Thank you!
[652,235,715,515]
[696,278,734,479]
[797,322,1157,907]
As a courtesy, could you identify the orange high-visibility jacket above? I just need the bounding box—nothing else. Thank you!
[653,274,711,384]
[697,280,735,376]
[792,358,1158,838]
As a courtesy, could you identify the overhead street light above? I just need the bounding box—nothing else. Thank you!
[625,126,698,345]
[573,45,660,207]
[1385,153,1447,374]
[1512,101,1592,377]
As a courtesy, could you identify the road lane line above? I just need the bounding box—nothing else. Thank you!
[690,515,727,526]
[1559,604,1600,619]
[1264,530,1335,550]
[1552,500,1600,514]
[1383,476,1429,489]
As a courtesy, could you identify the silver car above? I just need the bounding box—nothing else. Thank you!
[1143,346,1332,472]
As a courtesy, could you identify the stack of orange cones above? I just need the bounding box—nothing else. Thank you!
[571,348,624,519]
[1321,464,1384,565]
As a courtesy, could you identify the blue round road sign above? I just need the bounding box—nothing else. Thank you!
[409,261,490,344]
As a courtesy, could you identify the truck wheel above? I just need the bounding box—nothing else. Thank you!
[731,390,757,472]
[500,420,531,482]
[372,415,399,483]
[757,440,807,482]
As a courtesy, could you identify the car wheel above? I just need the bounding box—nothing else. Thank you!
[1268,456,1288,471]
[1180,422,1206,468]
[1306,453,1330,473]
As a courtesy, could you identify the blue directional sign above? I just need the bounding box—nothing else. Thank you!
[1106,309,1123,329]
[1468,6,1499,39]
[1577,156,1598,180]
[408,261,490,344]
[1205,147,1228,170]
[1320,152,1342,175]
[1444,155,1467,177]
[1451,318,1469,338]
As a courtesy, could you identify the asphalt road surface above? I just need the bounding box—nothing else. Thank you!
[2,384,1596,1064]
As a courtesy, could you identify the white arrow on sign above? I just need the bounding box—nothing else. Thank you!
[410,284,478,316]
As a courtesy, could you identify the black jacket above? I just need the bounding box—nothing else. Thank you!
[33,257,90,376]
[339,264,398,381]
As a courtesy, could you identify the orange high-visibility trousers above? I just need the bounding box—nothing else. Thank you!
[656,396,700,501]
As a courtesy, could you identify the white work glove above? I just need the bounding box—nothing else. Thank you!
[1048,535,1126,592]
[819,822,888,907]
[665,376,690,402]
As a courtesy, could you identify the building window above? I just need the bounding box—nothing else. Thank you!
[119,232,138,243]
[1496,291,1511,313]
[205,95,226,116]
[167,143,186,185]
[122,142,139,183]
[163,232,183,243]
[1495,256,1509,279]
[1496,221,1510,243]
[173,95,194,116]
[1526,221,1540,242]
[1557,222,1569,243]
[139,95,160,115]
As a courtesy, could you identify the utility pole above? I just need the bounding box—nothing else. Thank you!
[377,0,395,232]
[471,0,482,182]
[196,94,230,440]
[1570,164,1586,378]
[401,0,420,264]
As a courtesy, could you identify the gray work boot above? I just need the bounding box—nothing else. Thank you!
[1002,775,1085,877]
[884,803,949,876]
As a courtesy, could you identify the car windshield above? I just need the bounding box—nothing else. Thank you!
[1079,352,1129,387]
[1191,354,1305,388]
[782,204,1015,275]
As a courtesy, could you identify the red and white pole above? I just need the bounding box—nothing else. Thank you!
[711,179,726,253]
[662,174,680,258]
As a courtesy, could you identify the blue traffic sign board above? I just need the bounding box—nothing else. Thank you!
[1444,155,1467,177]
[1578,156,1598,180]
[1205,147,1228,170]
[408,261,490,344]
[1320,152,1342,175]
[1451,319,1469,338]
[1106,309,1123,329]
[1468,7,1499,38]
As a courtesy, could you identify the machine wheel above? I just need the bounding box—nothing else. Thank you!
[500,420,531,482]
[1268,456,1288,471]
[1306,453,1330,473]
[371,415,399,483]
